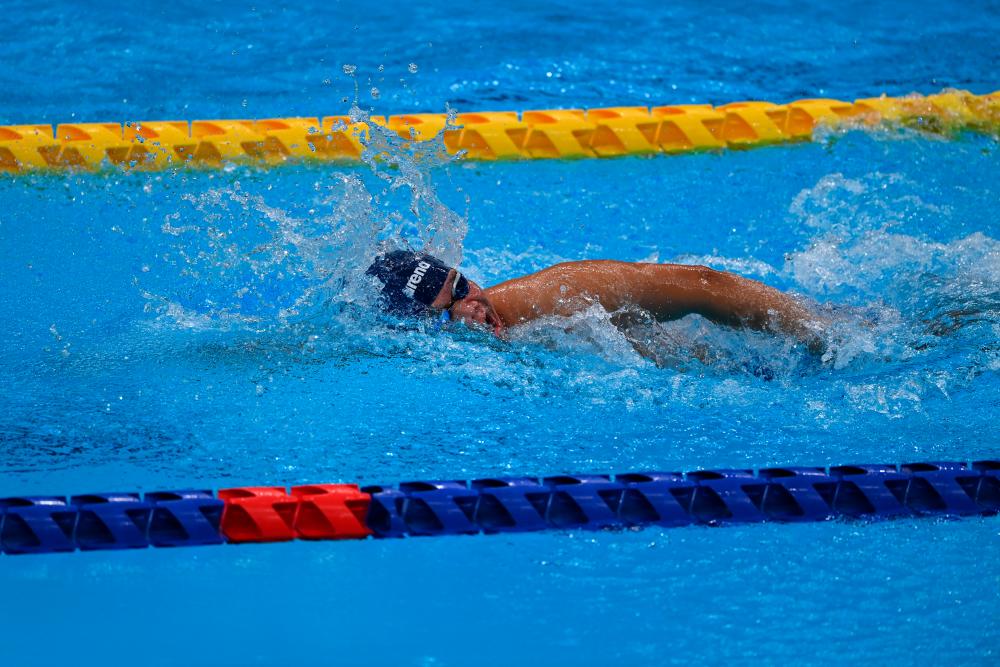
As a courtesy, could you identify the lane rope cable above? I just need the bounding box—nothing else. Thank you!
[1,90,997,173]
[1,459,997,554]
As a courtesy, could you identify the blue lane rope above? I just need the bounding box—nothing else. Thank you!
[1,460,997,554]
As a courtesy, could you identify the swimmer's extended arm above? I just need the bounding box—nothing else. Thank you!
[634,263,823,346]
[486,260,825,349]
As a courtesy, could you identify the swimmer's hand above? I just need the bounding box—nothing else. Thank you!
[788,314,831,356]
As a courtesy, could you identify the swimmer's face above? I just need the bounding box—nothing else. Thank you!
[430,268,504,336]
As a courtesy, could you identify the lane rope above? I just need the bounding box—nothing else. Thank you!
[1,90,997,173]
[1,459,997,554]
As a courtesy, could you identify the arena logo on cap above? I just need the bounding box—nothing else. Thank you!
[403,261,432,298]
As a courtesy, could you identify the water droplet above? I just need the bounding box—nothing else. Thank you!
[408,63,418,73]
[370,87,380,99]
[342,64,356,75]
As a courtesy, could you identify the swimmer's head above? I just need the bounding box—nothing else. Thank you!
[367,249,504,336]
[366,249,470,316]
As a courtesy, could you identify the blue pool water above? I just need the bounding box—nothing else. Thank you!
[2,1,1000,664]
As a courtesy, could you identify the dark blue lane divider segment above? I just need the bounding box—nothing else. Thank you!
[1,460,998,555]
[72,493,152,550]
[0,497,77,555]
[146,490,225,547]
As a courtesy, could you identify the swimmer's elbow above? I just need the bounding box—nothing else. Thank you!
[685,265,729,294]
[693,264,721,282]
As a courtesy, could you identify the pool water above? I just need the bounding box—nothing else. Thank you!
[1,1,999,665]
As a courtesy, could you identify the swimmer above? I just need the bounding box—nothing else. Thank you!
[367,249,826,352]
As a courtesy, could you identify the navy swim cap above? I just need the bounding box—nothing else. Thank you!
[366,250,466,315]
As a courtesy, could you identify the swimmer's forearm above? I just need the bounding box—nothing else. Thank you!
[644,265,824,347]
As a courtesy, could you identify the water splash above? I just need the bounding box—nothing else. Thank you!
[786,172,1000,347]
[767,171,1000,412]
[142,101,468,333]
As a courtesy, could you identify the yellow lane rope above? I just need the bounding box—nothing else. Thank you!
[1,90,997,173]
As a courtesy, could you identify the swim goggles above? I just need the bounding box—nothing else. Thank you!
[434,270,470,329]
[451,270,470,302]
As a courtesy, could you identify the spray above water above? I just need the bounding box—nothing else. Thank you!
[143,72,468,335]
[774,172,1000,419]
[786,173,1000,348]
